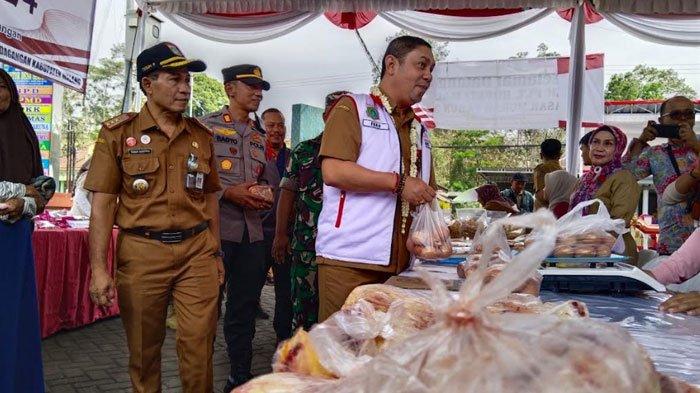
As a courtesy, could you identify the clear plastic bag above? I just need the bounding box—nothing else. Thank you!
[407,199,453,260]
[232,372,329,392]
[273,285,436,379]
[549,199,627,258]
[320,209,661,393]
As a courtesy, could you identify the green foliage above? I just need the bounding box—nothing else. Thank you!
[605,65,696,100]
[191,73,227,117]
[372,29,450,83]
[432,129,565,191]
[61,44,125,153]
[510,43,560,59]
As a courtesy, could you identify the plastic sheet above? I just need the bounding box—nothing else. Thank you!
[541,291,700,386]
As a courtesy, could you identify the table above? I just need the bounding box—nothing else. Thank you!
[399,278,700,385]
[541,291,700,386]
[32,228,120,338]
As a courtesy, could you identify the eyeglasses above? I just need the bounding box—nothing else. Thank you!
[661,109,696,121]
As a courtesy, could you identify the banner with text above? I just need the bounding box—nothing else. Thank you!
[422,54,604,130]
[3,63,53,175]
[0,0,96,92]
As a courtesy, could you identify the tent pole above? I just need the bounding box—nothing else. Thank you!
[354,29,380,77]
[565,2,585,175]
[122,4,148,113]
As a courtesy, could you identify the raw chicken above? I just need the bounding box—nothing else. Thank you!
[232,372,326,393]
[248,185,274,203]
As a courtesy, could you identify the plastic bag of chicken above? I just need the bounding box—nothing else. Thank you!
[324,209,662,393]
[273,291,435,379]
[406,199,452,260]
[550,198,626,258]
[231,372,328,393]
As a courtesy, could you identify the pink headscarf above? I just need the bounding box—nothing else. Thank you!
[570,125,627,209]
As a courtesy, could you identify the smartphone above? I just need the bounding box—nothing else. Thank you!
[652,123,681,139]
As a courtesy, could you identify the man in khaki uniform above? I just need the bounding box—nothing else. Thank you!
[86,42,224,393]
[199,64,274,391]
[533,138,563,209]
[317,36,437,321]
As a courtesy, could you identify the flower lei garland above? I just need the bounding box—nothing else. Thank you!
[370,85,421,234]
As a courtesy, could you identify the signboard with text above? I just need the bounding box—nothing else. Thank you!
[3,63,53,174]
[421,54,605,130]
[0,0,96,92]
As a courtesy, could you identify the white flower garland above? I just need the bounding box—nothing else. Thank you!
[370,85,420,234]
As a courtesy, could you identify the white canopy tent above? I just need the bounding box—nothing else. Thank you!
[133,0,700,174]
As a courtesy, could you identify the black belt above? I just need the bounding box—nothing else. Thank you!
[123,221,209,244]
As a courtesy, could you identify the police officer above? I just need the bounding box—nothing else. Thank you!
[85,42,224,393]
[199,64,274,390]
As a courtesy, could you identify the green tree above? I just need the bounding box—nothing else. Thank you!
[605,65,696,100]
[191,73,227,117]
[371,29,450,83]
[510,43,560,59]
[432,129,565,191]
[61,44,125,152]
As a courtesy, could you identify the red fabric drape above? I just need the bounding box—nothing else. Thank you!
[33,228,120,338]
[557,2,603,24]
[324,11,377,29]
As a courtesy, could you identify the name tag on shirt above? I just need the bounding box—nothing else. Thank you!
[128,148,152,155]
[362,119,389,130]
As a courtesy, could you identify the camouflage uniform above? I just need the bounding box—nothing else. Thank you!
[279,133,323,330]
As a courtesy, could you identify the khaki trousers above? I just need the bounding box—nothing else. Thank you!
[317,264,392,322]
[116,229,219,393]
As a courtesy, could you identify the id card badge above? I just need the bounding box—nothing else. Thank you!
[195,172,204,190]
[186,173,196,189]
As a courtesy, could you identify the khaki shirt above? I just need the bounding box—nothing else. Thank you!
[317,96,436,274]
[84,105,221,231]
[199,106,271,243]
[591,169,640,265]
[533,159,563,209]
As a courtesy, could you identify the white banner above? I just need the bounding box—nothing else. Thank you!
[422,54,604,130]
[0,0,97,92]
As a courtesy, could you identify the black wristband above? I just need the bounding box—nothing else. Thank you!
[396,174,407,196]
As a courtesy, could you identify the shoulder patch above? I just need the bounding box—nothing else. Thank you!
[188,117,214,135]
[102,113,137,130]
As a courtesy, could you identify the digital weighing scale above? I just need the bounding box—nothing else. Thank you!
[415,254,667,294]
[539,256,666,293]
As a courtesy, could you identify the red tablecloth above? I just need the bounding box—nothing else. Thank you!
[32,228,120,338]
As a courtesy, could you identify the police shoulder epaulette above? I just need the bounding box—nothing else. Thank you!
[102,113,137,130]
[189,117,214,134]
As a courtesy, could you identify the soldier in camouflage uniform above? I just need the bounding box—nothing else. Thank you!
[272,91,349,330]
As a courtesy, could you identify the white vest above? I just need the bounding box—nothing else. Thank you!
[316,94,432,266]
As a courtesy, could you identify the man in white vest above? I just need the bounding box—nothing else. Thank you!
[315,36,437,320]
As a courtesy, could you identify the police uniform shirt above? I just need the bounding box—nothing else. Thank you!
[84,105,222,231]
[199,106,271,243]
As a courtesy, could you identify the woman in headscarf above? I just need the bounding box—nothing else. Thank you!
[570,125,640,264]
[543,170,578,218]
[475,184,519,215]
[0,68,46,392]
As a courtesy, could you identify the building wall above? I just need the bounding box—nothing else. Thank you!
[291,103,324,148]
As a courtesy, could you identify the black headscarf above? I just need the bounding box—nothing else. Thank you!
[0,68,43,184]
